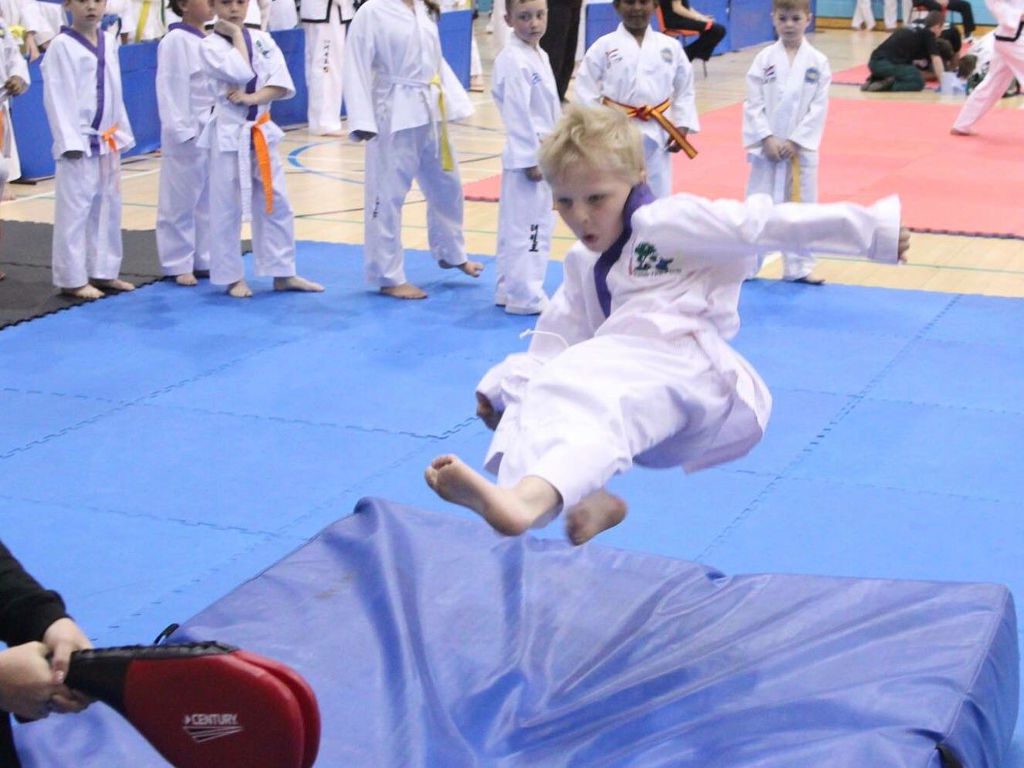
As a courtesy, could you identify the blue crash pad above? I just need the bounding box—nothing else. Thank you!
[17,499,1018,767]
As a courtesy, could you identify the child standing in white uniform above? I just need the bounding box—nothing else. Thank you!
[573,0,698,200]
[343,0,484,300]
[156,0,216,285]
[299,0,353,135]
[491,0,560,315]
[41,0,136,300]
[199,0,324,297]
[0,13,29,282]
[743,0,830,283]
[425,105,908,544]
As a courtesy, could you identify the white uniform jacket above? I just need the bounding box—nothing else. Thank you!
[743,39,831,156]
[157,23,217,151]
[342,0,472,138]
[197,28,294,152]
[0,20,29,158]
[299,0,354,23]
[574,24,699,146]
[491,34,560,170]
[40,28,135,159]
[479,193,902,473]
[987,0,1024,39]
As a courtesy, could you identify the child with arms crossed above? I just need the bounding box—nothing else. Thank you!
[156,0,216,286]
[199,0,323,297]
[491,0,561,315]
[742,0,830,283]
[426,105,908,544]
[41,0,136,300]
[573,0,698,199]
[343,0,484,300]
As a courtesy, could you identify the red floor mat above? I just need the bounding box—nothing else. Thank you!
[833,63,872,85]
[464,98,1024,238]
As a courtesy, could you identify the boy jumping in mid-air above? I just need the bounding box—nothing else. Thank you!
[425,104,909,545]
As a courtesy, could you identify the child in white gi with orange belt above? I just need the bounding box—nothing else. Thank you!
[491,0,561,315]
[199,0,323,297]
[573,0,698,199]
[742,0,830,283]
[425,105,909,544]
[156,0,216,286]
[343,0,484,300]
[41,0,136,300]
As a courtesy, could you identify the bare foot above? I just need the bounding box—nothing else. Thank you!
[439,259,484,278]
[950,127,973,136]
[274,275,325,292]
[381,283,427,300]
[425,455,553,536]
[565,489,628,545]
[0,270,5,281]
[228,279,253,298]
[174,273,199,286]
[91,278,135,292]
[61,284,105,300]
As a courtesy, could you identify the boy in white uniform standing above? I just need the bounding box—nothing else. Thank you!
[742,0,830,283]
[0,12,29,283]
[343,0,483,300]
[299,0,352,135]
[156,0,216,285]
[199,0,324,297]
[425,105,909,545]
[573,0,698,199]
[41,0,136,300]
[491,0,560,315]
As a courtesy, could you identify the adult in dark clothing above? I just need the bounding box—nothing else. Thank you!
[657,0,727,62]
[540,0,584,101]
[914,0,976,40]
[1,540,91,767]
[863,11,945,91]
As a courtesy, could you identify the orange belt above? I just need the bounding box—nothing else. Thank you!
[601,97,698,159]
[100,123,120,153]
[252,112,273,214]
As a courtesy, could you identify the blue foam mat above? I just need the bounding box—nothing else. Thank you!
[16,500,1019,767]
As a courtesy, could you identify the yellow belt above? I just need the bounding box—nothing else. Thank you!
[429,73,454,172]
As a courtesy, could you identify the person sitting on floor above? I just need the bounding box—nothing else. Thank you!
[861,11,946,91]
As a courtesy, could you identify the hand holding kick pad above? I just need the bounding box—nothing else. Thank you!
[65,642,319,768]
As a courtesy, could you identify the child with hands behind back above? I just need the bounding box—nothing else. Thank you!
[426,104,909,546]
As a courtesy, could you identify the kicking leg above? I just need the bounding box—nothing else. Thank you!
[564,489,628,545]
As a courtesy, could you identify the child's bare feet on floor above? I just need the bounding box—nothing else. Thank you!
[381,283,427,300]
[61,284,105,300]
[440,259,484,278]
[565,489,628,545]
[425,455,552,536]
[175,273,199,286]
[91,278,135,292]
[228,279,253,298]
[274,275,325,292]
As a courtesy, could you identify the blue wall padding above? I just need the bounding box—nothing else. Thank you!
[17,499,1019,767]
[11,18,471,179]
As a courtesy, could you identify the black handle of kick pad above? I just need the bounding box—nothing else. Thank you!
[65,642,239,714]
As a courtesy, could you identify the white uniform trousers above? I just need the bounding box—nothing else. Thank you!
[746,151,819,280]
[363,122,466,287]
[485,334,734,513]
[851,0,875,29]
[304,13,346,134]
[207,146,296,285]
[269,0,298,29]
[156,143,212,276]
[643,135,673,200]
[51,153,124,288]
[495,169,552,313]
[953,38,1024,132]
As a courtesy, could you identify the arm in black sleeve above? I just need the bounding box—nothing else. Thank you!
[0,540,68,648]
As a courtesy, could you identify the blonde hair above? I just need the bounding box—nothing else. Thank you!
[537,104,645,186]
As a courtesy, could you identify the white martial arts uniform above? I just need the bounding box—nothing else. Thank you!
[32,0,63,45]
[953,0,1024,132]
[491,34,560,314]
[156,22,217,277]
[198,28,297,286]
[128,0,165,41]
[742,39,830,281]
[0,18,29,189]
[573,24,699,200]
[268,0,298,29]
[300,0,352,134]
[477,188,903,515]
[41,27,134,289]
[343,0,474,288]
